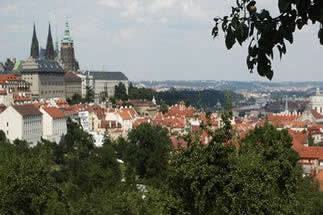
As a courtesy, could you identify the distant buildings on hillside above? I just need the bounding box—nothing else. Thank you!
[0,21,129,102]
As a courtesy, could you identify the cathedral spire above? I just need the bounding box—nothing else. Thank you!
[30,23,39,59]
[45,23,55,60]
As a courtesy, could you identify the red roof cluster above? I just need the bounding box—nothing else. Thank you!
[165,102,195,118]
[290,131,323,160]
[42,107,66,119]
[0,74,20,84]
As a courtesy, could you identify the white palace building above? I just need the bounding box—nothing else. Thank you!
[310,88,323,114]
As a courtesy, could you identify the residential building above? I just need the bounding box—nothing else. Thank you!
[0,104,42,145]
[0,74,31,94]
[40,106,67,143]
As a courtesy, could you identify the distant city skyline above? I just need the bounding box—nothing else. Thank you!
[0,0,322,82]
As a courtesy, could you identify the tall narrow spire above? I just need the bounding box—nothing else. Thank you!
[30,24,39,59]
[45,23,55,60]
[285,95,289,113]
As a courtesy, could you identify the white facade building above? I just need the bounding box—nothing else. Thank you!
[40,107,67,143]
[79,111,90,131]
[86,71,129,99]
[0,104,42,145]
[310,88,323,114]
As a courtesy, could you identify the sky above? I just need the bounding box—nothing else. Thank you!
[0,0,322,82]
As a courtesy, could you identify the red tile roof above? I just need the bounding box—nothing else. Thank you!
[43,107,66,119]
[13,95,31,102]
[133,118,149,128]
[0,74,19,84]
[12,104,42,117]
[290,131,323,160]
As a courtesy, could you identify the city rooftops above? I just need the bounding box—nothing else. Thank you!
[86,71,128,81]
[21,57,64,73]
[12,104,42,117]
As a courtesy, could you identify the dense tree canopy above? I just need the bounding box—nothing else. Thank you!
[121,123,172,184]
[167,121,323,214]
[212,0,323,80]
[0,113,323,214]
[128,83,156,101]
[157,89,243,110]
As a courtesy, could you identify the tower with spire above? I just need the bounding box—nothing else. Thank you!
[60,20,79,72]
[284,95,289,113]
[45,23,55,60]
[30,24,39,59]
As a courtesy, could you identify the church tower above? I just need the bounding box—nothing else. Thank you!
[30,24,39,59]
[60,21,79,72]
[45,23,55,60]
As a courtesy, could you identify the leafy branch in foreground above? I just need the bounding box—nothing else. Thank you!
[212,0,323,80]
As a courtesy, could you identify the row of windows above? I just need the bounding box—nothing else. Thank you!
[24,120,41,126]
[41,90,64,95]
[41,81,64,86]
[24,128,41,136]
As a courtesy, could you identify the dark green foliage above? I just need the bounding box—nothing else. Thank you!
[115,82,128,101]
[1,108,323,214]
[67,93,82,105]
[167,122,323,214]
[128,83,156,101]
[213,0,323,80]
[160,102,168,114]
[85,86,95,103]
[0,141,68,214]
[157,89,243,110]
[123,123,171,183]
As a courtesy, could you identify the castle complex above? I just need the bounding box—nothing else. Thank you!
[1,21,128,101]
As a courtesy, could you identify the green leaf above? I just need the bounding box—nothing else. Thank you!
[265,69,274,80]
[318,28,323,45]
[225,26,236,50]
[212,24,219,38]
[278,0,291,13]
[284,30,293,44]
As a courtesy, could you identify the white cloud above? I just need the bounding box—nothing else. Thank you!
[99,0,207,21]
[99,0,121,8]
[181,0,204,18]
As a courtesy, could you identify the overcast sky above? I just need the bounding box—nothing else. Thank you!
[0,0,322,82]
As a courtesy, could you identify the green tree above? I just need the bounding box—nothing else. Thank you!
[129,86,156,101]
[0,142,68,214]
[115,82,128,101]
[159,102,168,114]
[67,93,82,105]
[124,123,171,184]
[85,86,95,103]
[166,118,320,214]
[212,0,323,80]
